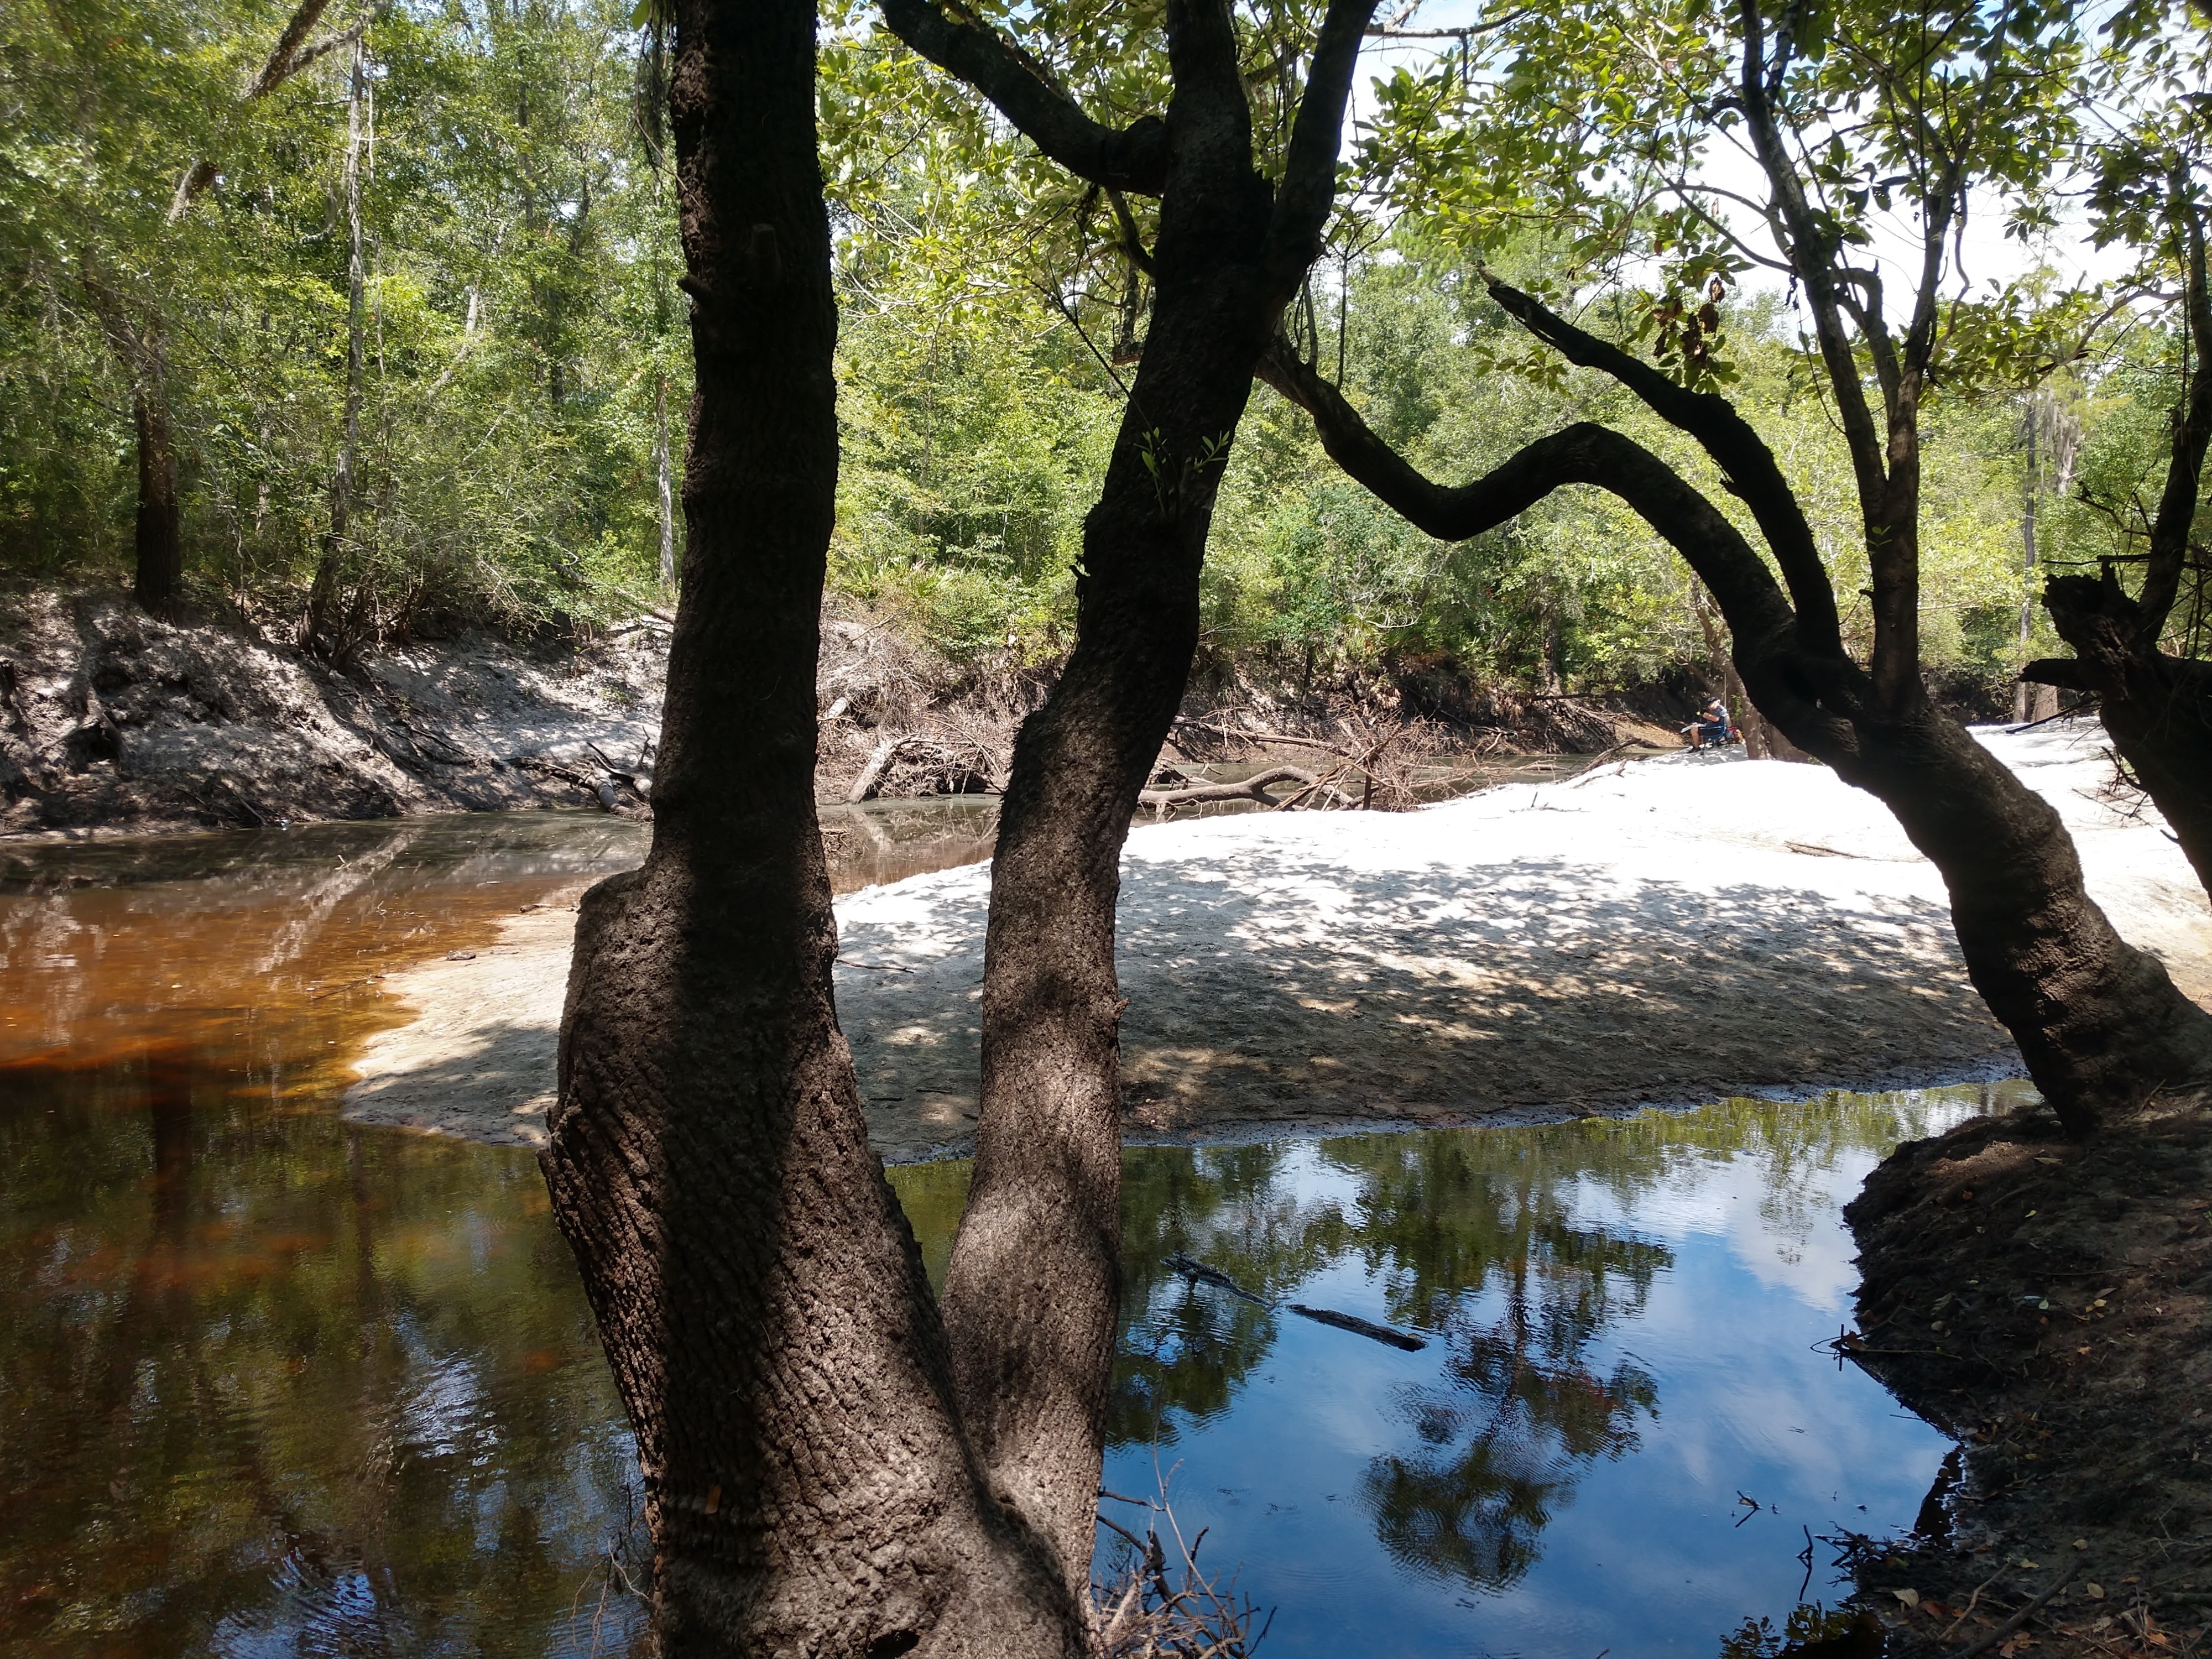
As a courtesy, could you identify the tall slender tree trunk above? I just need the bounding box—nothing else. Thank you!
[942,145,1276,1583]
[876,0,1378,1589]
[540,5,1081,1651]
[130,343,183,612]
[81,266,185,614]
[2015,412,2042,723]
[307,38,368,657]
[655,372,676,588]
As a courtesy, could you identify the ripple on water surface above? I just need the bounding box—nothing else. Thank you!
[0,810,2022,1657]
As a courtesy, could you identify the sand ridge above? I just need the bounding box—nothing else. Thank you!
[342,719,2211,1158]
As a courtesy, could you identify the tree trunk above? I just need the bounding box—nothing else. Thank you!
[880,0,1383,1590]
[2014,410,2040,723]
[2022,205,2212,904]
[539,4,1079,1651]
[131,354,183,612]
[1801,697,2211,1131]
[656,371,676,588]
[80,268,184,614]
[943,118,1275,1588]
[306,37,369,659]
[2035,573,2212,901]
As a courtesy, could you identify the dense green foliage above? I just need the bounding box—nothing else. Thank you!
[0,0,685,634]
[1,0,2203,693]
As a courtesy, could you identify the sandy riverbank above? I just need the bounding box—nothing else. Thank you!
[342,718,2212,1159]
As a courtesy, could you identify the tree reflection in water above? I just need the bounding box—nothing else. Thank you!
[1335,1131,1666,1592]
[1104,1129,1665,1595]
[1084,1088,2013,1609]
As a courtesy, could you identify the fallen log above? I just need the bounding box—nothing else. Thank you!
[1170,715,1348,754]
[847,736,900,803]
[1139,765,1316,807]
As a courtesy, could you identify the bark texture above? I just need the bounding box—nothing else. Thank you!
[541,5,1079,1651]
[1260,337,2212,1134]
[880,0,1381,1586]
[2032,576,2212,899]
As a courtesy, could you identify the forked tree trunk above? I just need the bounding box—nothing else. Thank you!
[540,4,1080,1651]
[879,0,1383,1585]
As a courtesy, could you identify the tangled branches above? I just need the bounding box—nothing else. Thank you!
[1092,1485,1272,1658]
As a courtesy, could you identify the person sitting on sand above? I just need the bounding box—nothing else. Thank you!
[1683,696,1730,749]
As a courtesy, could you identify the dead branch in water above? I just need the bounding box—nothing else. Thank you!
[1139,765,1318,807]
[1092,1480,1272,1658]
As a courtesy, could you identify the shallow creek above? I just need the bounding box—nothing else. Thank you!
[0,806,2017,1657]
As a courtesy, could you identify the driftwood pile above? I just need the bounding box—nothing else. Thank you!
[846,734,1004,802]
[1144,711,1449,812]
[513,739,654,817]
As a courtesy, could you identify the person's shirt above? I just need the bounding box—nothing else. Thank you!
[1705,702,1729,727]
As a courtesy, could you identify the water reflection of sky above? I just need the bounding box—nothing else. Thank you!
[1061,1091,2013,1659]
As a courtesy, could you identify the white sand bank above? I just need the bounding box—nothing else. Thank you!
[343,718,2211,1159]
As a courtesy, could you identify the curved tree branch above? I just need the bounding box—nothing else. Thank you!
[1253,338,1849,749]
[877,0,1170,195]
[1480,276,1845,656]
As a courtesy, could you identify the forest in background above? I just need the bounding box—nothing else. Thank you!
[1,0,2204,709]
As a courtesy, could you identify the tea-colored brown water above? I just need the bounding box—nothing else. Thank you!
[1,805,1990,1658]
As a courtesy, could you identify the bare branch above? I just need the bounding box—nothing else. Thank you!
[878,0,1170,195]
[1478,278,1844,656]
[1266,0,1384,286]
[1365,8,1534,39]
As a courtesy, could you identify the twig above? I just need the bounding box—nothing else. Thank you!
[2004,697,2097,735]
[1940,1562,2012,1639]
[1955,1561,2084,1658]
[1097,1510,1149,1551]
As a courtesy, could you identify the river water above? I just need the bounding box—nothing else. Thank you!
[0,806,2017,1657]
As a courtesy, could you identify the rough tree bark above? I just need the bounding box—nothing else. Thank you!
[2026,197,2212,902]
[878,0,1380,1583]
[541,5,1083,1651]
[1259,329,2212,1136]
